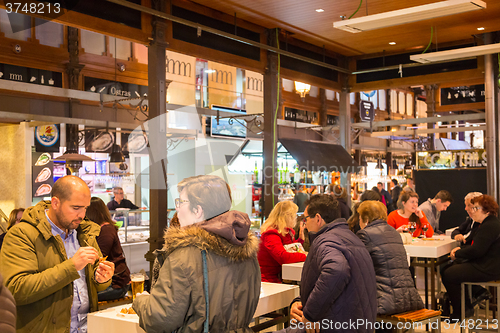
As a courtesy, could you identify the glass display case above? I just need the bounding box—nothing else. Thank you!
[109,209,150,244]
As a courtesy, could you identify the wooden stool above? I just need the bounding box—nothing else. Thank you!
[378,309,442,333]
[461,281,500,333]
[98,295,133,310]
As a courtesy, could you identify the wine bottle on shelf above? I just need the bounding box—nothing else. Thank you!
[284,163,289,184]
[294,165,300,184]
[278,163,283,184]
[253,162,258,184]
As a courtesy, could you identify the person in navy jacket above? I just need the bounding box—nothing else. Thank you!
[289,194,377,332]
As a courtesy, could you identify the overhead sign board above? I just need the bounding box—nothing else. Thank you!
[440,84,485,105]
[417,149,486,170]
[359,101,374,122]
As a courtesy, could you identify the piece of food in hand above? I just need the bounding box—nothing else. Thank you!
[98,256,108,264]
[127,308,136,314]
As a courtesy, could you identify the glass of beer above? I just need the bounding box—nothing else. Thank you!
[131,273,145,300]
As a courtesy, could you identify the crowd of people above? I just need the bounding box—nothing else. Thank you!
[1,174,500,332]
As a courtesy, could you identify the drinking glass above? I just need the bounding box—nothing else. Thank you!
[422,224,429,237]
[131,273,145,300]
[408,222,416,236]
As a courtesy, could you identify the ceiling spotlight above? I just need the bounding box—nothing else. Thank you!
[477,27,485,30]
[316,9,324,12]
[389,42,396,45]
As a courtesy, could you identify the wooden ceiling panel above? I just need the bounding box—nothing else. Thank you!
[186,0,500,57]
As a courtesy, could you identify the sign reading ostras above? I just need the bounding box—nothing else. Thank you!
[417,150,486,169]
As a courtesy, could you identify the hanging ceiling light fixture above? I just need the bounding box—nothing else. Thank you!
[109,130,125,163]
[54,124,95,176]
[375,158,384,169]
[404,159,412,169]
[361,155,368,167]
[333,0,486,33]
[392,159,398,169]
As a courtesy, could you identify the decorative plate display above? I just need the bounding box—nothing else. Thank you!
[35,125,59,147]
[35,184,52,197]
[35,153,51,166]
[35,167,52,183]
[124,132,148,153]
[87,131,114,152]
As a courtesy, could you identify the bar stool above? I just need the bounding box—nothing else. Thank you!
[461,281,500,333]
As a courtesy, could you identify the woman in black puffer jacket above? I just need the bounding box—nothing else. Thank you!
[0,271,16,333]
[356,201,423,315]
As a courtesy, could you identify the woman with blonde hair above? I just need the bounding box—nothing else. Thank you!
[258,201,306,282]
[357,201,423,315]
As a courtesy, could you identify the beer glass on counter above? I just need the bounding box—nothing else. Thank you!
[131,273,145,300]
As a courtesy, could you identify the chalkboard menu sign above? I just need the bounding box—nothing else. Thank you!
[441,84,485,105]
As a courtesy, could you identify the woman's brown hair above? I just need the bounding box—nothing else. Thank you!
[398,191,421,227]
[8,208,24,230]
[86,197,119,230]
[471,195,499,217]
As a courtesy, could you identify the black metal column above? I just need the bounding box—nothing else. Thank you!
[146,0,168,273]
[263,29,280,218]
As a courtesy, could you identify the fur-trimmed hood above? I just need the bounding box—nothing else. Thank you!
[161,211,259,261]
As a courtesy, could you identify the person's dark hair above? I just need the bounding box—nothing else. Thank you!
[329,184,347,200]
[8,208,24,230]
[391,179,398,186]
[177,175,232,220]
[398,191,421,226]
[471,195,499,217]
[434,190,453,203]
[371,186,380,194]
[305,194,340,224]
[361,189,381,201]
[348,190,382,232]
[86,197,118,230]
[377,182,383,186]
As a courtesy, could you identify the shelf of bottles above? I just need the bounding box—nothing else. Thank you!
[350,174,406,185]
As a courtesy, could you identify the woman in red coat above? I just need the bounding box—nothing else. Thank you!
[387,191,434,238]
[258,201,306,283]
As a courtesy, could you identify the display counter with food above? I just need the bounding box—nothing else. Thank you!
[110,209,150,244]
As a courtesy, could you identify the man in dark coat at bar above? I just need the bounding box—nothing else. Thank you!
[289,194,377,332]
